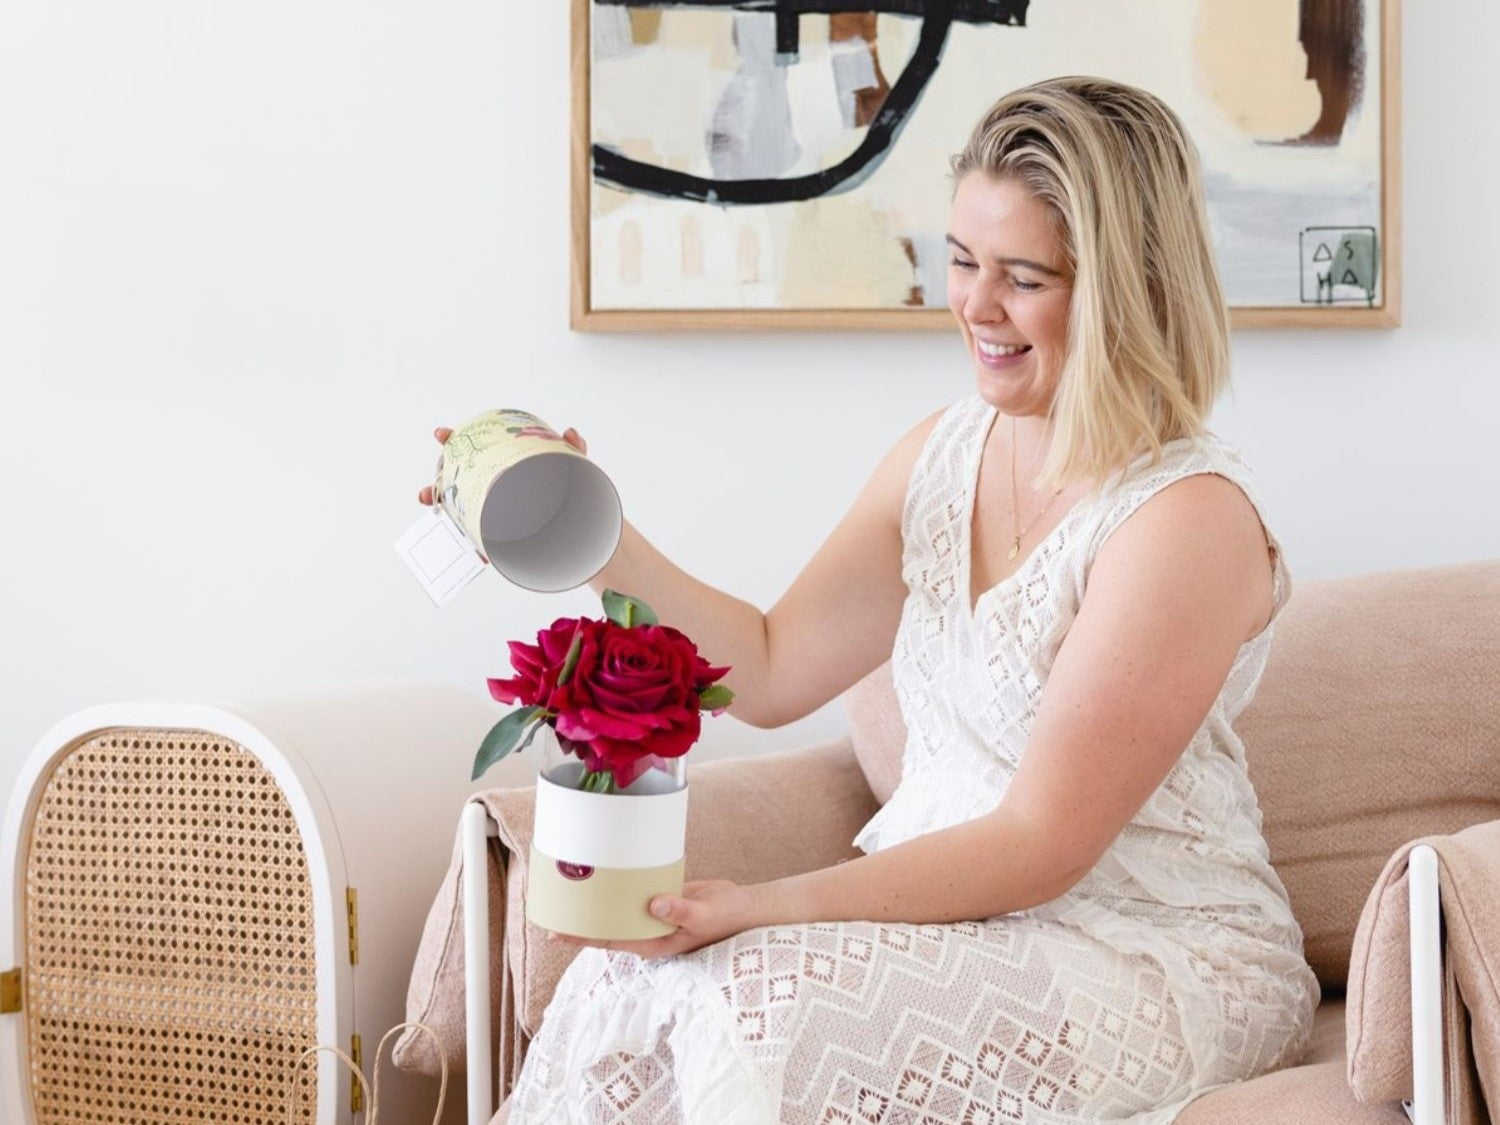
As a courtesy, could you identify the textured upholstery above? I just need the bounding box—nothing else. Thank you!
[1237,562,1500,987]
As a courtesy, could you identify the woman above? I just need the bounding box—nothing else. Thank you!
[420,77,1318,1123]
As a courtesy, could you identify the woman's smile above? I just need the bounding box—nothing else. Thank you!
[973,340,1034,369]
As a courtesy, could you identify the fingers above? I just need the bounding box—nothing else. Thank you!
[649,896,688,923]
[418,428,452,506]
[563,427,588,455]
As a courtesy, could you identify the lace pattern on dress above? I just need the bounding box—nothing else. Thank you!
[506,395,1319,1124]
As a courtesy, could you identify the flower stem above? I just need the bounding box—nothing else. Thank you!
[580,770,616,794]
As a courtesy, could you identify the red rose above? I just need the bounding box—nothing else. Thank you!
[554,623,729,789]
[472,592,737,788]
[487,617,601,715]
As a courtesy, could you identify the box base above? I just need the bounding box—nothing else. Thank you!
[527,848,684,940]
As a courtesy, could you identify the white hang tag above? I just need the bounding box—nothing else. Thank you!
[394,507,487,607]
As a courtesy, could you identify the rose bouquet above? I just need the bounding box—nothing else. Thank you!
[472,590,733,789]
[472,590,733,938]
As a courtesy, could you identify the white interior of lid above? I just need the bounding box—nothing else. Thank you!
[480,453,622,593]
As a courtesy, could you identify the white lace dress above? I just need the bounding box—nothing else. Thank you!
[507,396,1320,1124]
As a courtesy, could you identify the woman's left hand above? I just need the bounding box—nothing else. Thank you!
[547,879,761,959]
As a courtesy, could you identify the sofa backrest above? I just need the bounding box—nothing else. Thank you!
[1237,560,1500,988]
[845,560,1500,991]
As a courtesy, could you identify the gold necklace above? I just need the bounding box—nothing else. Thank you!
[1008,417,1064,561]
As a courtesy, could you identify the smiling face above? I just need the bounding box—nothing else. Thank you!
[946,172,1074,418]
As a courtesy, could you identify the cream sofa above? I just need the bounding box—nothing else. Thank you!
[398,561,1500,1123]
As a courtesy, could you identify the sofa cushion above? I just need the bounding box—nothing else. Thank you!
[1176,1061,1407,1124]
[1238,561,1500,988]
[1176,1002,1410,1122]
[1175,998,1409,1123]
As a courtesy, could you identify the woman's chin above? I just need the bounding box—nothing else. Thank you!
[973,366,1051,417]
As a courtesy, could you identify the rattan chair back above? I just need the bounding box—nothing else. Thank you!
[19,728,321,1124]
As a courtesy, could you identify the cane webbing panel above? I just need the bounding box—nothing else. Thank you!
[23,729,322,1123]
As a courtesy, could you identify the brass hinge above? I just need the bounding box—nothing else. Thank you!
[346,887,359,966]
[0,968,20,1014]
[350,1033,364,1114]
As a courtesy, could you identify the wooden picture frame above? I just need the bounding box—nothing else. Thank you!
[571,0,1400,331]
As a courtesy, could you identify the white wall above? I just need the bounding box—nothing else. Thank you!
[4,0,1497,819]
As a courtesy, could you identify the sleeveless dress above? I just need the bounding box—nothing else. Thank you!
[506,396,1320,1124]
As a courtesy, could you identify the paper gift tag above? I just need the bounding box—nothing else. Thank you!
[394,507,487,606]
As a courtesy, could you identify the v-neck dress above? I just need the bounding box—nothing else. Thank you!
[505,396,1319,1124]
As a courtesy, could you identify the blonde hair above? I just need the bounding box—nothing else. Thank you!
[950,77,1230,487]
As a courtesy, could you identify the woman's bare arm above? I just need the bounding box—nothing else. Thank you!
[421,414,943,729]
[579,413,942,728]
[746,473,1275,925]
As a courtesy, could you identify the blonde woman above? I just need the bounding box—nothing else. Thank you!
[420,76,1318,1123]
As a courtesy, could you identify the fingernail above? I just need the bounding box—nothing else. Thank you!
[650,900,669,918]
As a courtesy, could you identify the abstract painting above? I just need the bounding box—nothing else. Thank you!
[572,0,1398,329]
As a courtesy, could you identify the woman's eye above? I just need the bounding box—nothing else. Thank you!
[1012,278,1043,293]
[949,257,977,270]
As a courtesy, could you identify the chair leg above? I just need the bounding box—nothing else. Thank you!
[1404,844,1443,1125]
[464,803,496,1124]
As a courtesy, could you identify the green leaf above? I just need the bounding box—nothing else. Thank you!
[698,683,734,711]
[471,706,545,781]
[602,589,658,629]
[556,626,584,687]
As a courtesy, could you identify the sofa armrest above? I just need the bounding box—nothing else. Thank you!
[683,736,882,883]
[1346,817,1500,1120]
[396,736,878,1096]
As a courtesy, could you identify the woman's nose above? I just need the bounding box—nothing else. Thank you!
[964,279,1007,324]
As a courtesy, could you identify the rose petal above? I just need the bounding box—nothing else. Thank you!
[589,682,672,714]
[556,708,652,743]
[487,677,522,704]
[538,618,583,664]
[609,755,650,790]
[640,720,700,759]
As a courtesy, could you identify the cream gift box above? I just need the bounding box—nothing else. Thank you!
[525,731,686,941]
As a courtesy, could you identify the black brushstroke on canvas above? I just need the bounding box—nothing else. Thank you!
[1295,0,1365,144]
[591,0,1029,204]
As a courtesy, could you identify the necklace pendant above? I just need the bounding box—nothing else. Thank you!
[1007,539,1020,562]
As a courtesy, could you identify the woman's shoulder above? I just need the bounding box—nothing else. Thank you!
[1103,430,1257,500]
[1083,431,1287,613]
[1082,432,1274,566]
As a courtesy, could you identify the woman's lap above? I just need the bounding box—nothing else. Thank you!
[514,916,1197,1123]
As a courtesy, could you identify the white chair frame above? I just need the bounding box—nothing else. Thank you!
[1404,845,1445,1125]
[459,812,1446,1125]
